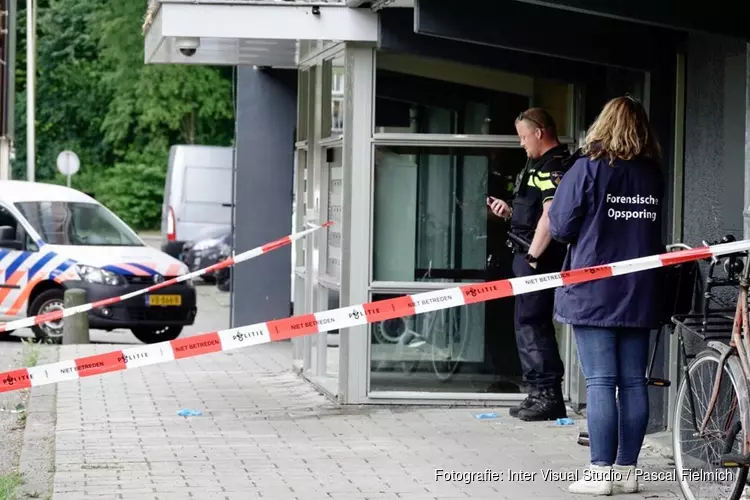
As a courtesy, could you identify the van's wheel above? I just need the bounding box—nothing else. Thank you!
[131,326,183,344]
[28,289,65,344]
[217,278,230,292]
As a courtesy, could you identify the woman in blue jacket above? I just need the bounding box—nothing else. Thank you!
[547,95,665,496]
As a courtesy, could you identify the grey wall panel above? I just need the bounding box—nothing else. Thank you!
[683,34,746,248]
[723,54,747,236]
[681,34,747,365]
[231,67,297,328]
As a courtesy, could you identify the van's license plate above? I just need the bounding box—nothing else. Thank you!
[146,295,182,307]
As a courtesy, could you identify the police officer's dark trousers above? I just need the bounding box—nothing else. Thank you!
[512,253,565,398]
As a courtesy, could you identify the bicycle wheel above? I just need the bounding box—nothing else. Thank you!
[672,346,750,500]
[430,307,470,381]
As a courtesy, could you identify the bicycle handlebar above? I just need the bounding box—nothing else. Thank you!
[666,243,693,251]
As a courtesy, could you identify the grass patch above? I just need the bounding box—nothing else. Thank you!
[20,339,39,368]
[0,472,23,500]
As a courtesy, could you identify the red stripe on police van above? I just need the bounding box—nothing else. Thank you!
[461,281,514,304]
[171,333,223,360]
[0,368,31,393]
[267,314,319,341]
[75,351,127,378]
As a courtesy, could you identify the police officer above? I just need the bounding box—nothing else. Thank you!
[487,107,572,421]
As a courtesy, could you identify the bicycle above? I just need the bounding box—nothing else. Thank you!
[375,259,473,382]
[575,235,750,499]
[670,236,750,500]
[372,217,484,382]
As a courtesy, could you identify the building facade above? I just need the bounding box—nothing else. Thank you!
[144,0,750,433]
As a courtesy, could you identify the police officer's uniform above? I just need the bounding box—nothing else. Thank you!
[507,143,572,421]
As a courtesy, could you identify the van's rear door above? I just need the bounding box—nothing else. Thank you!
[180,151,233,238]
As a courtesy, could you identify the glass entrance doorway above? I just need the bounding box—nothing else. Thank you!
[370,146,530,393]
[367,53,576,394]
[292,44,653,405]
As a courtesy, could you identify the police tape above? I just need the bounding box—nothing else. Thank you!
[0,221,333,334]
[0,238,748,393]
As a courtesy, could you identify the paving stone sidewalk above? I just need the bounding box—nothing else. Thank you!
[50,341,684,500]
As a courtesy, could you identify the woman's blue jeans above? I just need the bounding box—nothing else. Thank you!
[573,326,650,466]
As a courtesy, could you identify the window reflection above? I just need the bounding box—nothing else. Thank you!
[372,146,528,283]
[331,66,344,134]
[326,53,345,137]
[374,53,573,136]
[369,293,524,393]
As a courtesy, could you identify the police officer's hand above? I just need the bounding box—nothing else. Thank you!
[487,197,511,219]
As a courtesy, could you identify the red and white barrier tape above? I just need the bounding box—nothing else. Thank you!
[0,238,747,393]
[0,221,332,333]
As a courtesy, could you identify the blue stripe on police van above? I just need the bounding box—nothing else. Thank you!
[48,259,75,280]
[0,249,9,263]
[127,263,157,276]
[103,265,133,276]
[28,252,57,280]
[5,252,31,280]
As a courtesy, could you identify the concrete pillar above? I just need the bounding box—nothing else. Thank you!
[230,67,297,328]
[62,289,89,344]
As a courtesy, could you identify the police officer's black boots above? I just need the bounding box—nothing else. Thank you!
[509,388,541,418]
[516,387,567,422]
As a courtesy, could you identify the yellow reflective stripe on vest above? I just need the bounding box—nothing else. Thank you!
[527,173,556,191]
[536,178,556,191]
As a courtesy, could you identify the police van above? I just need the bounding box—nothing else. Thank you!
[0,181,196,344]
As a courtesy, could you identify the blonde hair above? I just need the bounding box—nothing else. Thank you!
[581,96,662,165]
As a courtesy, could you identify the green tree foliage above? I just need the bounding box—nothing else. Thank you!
[11,0,235,229]
[95,163,167,229]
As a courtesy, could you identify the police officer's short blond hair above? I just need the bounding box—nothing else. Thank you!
[515,108,558,138]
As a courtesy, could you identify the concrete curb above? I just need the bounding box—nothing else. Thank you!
[18,344,60,500]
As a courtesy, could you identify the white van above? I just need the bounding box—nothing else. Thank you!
[161,145,234,258]
[0,181,196,344]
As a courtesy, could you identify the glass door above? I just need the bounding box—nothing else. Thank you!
[368,53,576,397]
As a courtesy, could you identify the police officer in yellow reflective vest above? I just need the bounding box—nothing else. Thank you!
[487,108,574,421]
